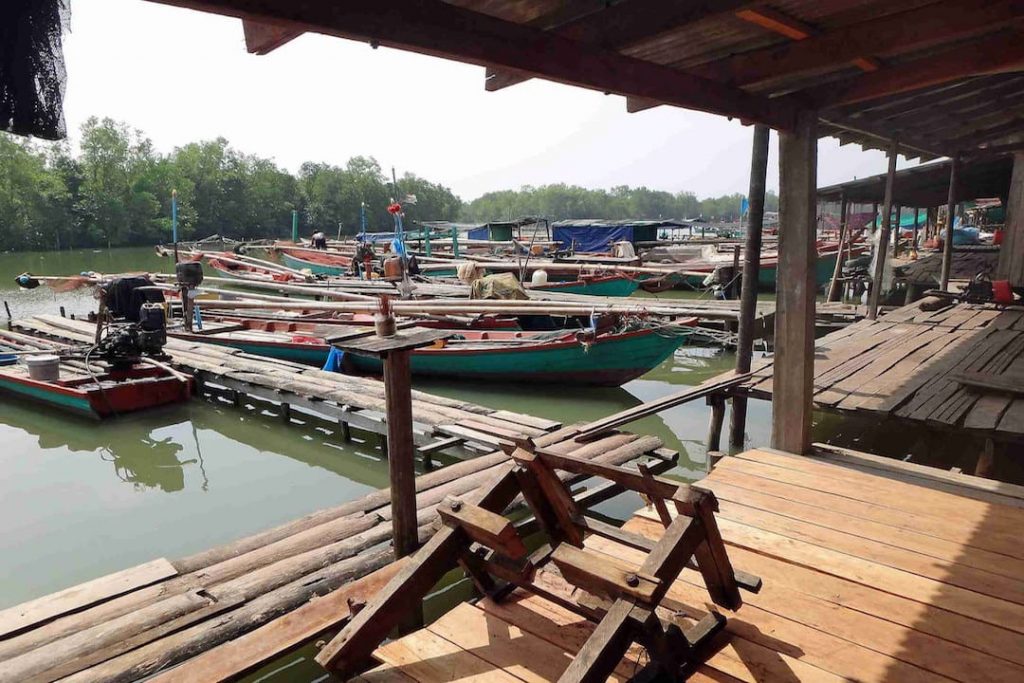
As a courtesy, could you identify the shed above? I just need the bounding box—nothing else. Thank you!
[552,219,689,251]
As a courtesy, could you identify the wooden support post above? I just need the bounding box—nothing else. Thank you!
[383,349,417,562]
[940,155,960,290]
[772,111,817,455]
[338,417,352,442]
[912,207,920,253]
[869,140,898,320]
[705,395,726,453]
[728,244,740,299]
[280,402,291,423]
[975,438,996,478]
[729,124,769,451]
[826,192,848,302]
[871,201,878,233]
[997,151,1024,287]
[892,203,902,257]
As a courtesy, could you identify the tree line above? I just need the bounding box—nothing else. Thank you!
[0,118,776,252]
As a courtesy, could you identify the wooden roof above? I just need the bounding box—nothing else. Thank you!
[154,1,1024,160]
[817,154,1015,205]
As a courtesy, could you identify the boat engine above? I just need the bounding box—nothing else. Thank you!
[95,277,168,361]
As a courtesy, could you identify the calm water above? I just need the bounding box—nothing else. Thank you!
[0,246,967,681]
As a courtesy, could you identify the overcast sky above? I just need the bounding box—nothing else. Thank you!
[61,0,920,201]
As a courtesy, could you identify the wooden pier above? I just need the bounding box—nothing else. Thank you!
[716,300,1024,455]
[367,447,1024,682]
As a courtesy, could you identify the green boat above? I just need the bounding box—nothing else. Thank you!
[171,322,695,387]
[530,274,640,297]
[278,249,351,276]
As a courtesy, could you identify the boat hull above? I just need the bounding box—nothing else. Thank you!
[0,367,192,419]
[279,252,348,276]
[531,275,639,297]
[345,328,684,386]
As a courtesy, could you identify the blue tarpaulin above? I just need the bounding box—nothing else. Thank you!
[551,219,690,252]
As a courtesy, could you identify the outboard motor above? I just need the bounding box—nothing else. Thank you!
[96,277,168,361]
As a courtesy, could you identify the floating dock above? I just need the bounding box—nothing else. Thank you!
[368,447,1024,682]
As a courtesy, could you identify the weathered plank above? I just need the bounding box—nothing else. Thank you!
[0,559,177,639]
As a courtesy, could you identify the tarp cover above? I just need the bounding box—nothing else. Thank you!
[470,273,528,300]
[551,219,689,252]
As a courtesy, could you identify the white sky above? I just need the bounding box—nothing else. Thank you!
[61,0,920,201]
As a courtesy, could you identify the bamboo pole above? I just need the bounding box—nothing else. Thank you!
[940,155,960,291]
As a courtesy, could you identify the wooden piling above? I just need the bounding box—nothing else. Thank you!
[729,124,769,450]
[869,140,899,320]
[772,111,817,455]
[825,192,848,302]
[940,156,961,290]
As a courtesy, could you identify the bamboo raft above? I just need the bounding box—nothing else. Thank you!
[0,415,676,682]
[716,300,1024,445]
[368,446,1024,682]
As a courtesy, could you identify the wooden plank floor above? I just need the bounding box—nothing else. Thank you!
[373,448,1024,682]
[731,301,1024,440]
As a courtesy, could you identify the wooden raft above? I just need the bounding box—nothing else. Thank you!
[724,300,1024,441]
[11,314,556,453]
[0,424,676,683]
[368,447,1024,682]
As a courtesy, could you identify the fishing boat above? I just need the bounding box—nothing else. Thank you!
[656,241,870,289]
[276,247,353,276]
[0,357,192,419]
[528,273,640,297]
[202,254,309,283]
[170,320,696,386]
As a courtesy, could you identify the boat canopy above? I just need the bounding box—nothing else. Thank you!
[552,219,691,252]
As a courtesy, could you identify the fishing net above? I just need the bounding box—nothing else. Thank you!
[1,0,70,140]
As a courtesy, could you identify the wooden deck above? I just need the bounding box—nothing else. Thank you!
[729,300,1024,443]
[370,447,1024,682]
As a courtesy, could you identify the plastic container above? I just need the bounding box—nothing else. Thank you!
[374,313,397,338]
[383,257,403,280]
[531,269,549,286]
[26,355,60,381]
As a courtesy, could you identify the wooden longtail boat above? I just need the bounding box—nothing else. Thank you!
[529,273,639,297]
[204,256,308,283]
[663,242,870,289]
[0,361,192,419]
[277,248,353,276]
[170,322,695,386]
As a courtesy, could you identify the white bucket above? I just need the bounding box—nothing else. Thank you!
[26,355,60,382]
[531,269,549,286]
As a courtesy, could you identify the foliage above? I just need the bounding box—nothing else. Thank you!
[460,184,778,223]
[1,117,777,251]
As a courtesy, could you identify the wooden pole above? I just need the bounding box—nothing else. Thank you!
[912,207,920,253]
[940,155,960,291]
[771,111,817,455]
[729,124,769,450]
[868,140,899,320]
[892,203,901,257]
[997,151,1024,287]
[825,192,849,302]
[383,349,418,562]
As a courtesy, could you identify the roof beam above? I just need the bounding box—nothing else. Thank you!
[940,116,1024,150]
[794,30,1024,109]
[701,0,1023,88]
[148,0,795,129]
[486,0,753,92]
[242,19,300,54]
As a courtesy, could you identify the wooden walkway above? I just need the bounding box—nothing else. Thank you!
[369,447,1024,682]
[728,300,1024,443]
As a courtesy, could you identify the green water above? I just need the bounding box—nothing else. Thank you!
[0,246,967,681]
